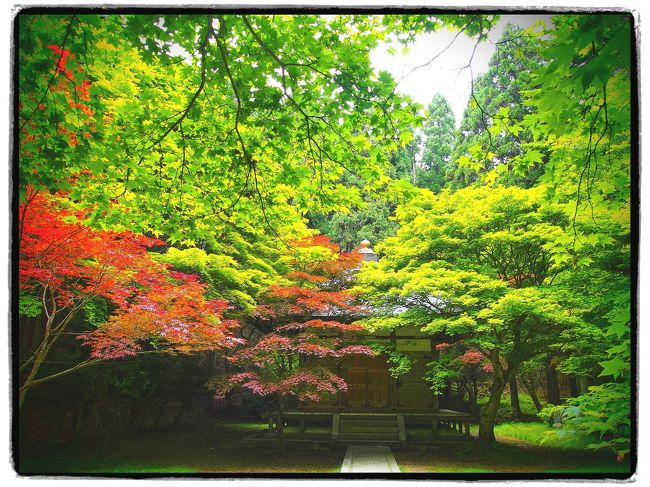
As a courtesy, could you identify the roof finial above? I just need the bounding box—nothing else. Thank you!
[358,239,378,262]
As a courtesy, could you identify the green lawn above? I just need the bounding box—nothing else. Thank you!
[395,422,631,474]
[490,422,594,449]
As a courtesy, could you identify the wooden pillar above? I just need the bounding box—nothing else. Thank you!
[331,413,340,441]
[431,418,438,439]
[267,414,274,432]
[464,419,470,437]
[390,374,398,408]
[299,418,305,434]
[397,413,406,443]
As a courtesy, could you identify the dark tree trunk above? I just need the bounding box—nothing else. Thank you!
[126,397,140,436]
[521,377,543,412]
[569,376,580,397]
[509,376,521,419]
[71,400,85,444]
[478,375,508,443]
[577,376,591,396]
[545,362,561,405]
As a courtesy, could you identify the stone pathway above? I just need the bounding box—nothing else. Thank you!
[340,445,400,473]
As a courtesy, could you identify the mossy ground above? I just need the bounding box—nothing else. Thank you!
[18,419,631,476]
[394,422,631,475]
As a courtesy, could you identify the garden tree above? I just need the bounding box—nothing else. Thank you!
[356,185,603,442]
[307,141,417,252]
[508,14,632,458]
[417,93,456,192]
[520,14,632,213]
[211,236,375,405]
[537,205,630,457]
[18,13,496,244]
[436,12,632,456]
[544,292,631,461]
[449,23,544,188]
[18,190,242,408]
[426,342,494,413]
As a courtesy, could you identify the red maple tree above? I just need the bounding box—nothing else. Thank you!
[212,236,374,404]
[18,190,241,408]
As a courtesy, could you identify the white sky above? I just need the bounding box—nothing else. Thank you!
[370,15,553,126]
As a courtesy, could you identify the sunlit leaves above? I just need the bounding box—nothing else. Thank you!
[19,191,240,358]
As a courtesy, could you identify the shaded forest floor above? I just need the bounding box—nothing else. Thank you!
[18,418,631,476]
[18,419,343,474]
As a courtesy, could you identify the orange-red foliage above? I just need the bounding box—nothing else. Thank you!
[19,190,242,359]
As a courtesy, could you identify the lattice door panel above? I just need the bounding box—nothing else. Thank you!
[397,357,435,408]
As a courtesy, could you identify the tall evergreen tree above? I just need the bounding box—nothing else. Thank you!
[449,23,543,188]
[417,94,456,193]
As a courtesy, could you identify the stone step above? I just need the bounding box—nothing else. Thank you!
[338,438,404,449]
[339,432,400,441]
[340,425,399,434]
[340,419,398,427]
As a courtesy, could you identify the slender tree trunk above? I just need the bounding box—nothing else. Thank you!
[19,315,55,409]
[19,296,81,409]
[509,376,521,420]
[577,376,591,396]
[521,377,543,412]
[478,375,509,443]
[126,397,140,437]
[71,400,85,445]
[545,361,561,405]
[173,399,188,427]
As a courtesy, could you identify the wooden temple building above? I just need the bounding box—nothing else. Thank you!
[265,240,471,447]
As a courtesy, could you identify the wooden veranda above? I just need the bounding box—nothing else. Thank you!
[263,408,472,447]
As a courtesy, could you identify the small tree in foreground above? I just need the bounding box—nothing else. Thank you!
[211,236,374,405]
[18,190,241,408]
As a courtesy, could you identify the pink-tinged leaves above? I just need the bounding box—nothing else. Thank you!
[457,350,484,365]
[214,234,369,403]
[21,191,240,359]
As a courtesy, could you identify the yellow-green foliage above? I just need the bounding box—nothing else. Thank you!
[158,245,281,313]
